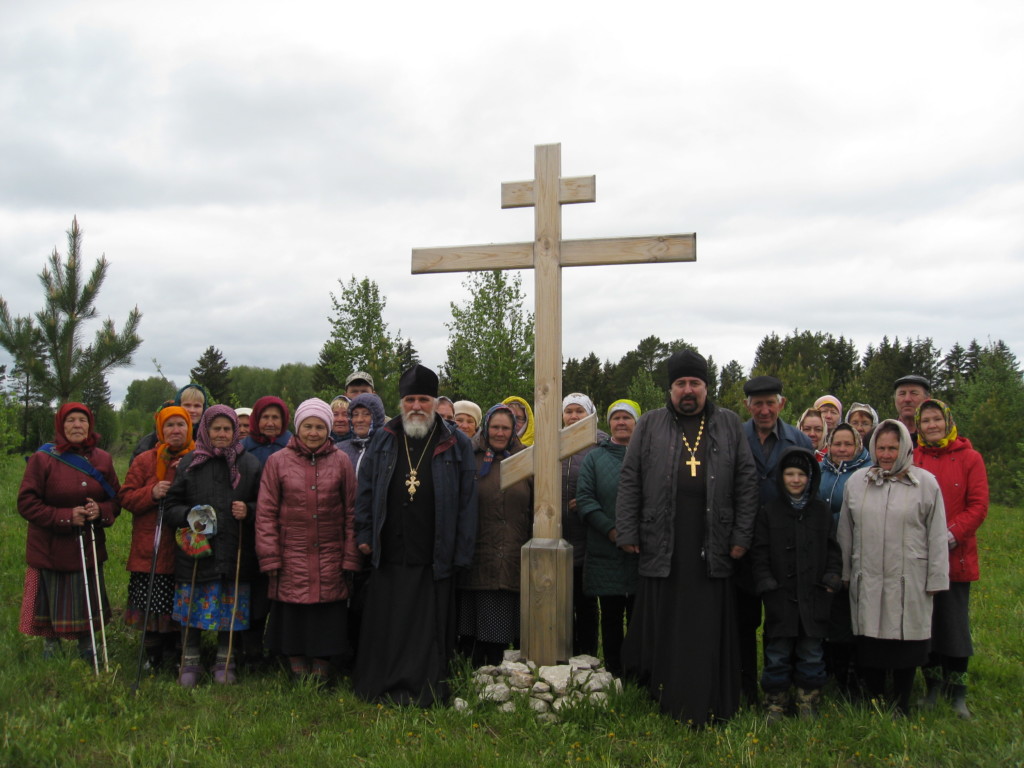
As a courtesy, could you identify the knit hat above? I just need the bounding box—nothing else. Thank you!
[607,399,641,422]
[399,364,439,398]
[562,393,596,415]
[294,397,334,432]
[454,400,482,427]
[781,449,815,476]
[666,349,708,386]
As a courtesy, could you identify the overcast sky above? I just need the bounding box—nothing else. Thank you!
[2,0,1022,405]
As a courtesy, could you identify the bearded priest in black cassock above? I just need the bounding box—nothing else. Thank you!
[353,364,478,705]
[614,349,758,726]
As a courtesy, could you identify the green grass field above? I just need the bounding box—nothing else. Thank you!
[1,456,1021,768]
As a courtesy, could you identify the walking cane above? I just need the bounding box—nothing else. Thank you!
[179,558,199,674]
[87,520,110,672]
[224,524,243,674]
[132,500,165,694]
[77,527,99,675]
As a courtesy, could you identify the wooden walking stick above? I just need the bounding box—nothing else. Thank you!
[87,524,110,671]
[77,527,99,675]
[179,559,199,673]
[224,524,243,674]
[132,500,166,693]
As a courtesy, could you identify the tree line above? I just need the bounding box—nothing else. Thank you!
[3,219,1022,504]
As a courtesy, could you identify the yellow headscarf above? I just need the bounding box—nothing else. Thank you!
[501,396,535,447]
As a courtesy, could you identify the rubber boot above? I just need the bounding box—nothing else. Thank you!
[764,690,789,724]
[948,682,972,720]
[795,687,821,720]
[919,667,943,710]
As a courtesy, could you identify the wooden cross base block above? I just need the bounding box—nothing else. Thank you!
[520,538,573,665]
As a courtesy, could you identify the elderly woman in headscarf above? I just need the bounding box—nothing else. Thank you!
[576,398,641,676]
[339,393,386,479]
[329,395,351,443]
[560,392,605,656]
[838,419,948,715]
[164,405,262,687]
[501,396,535,447]
[846,402,879,444]
[458,404,533,666]
[797,408,828,462]
[913,399,988,719]
[18,403,120,662]
[244,396,293,468]
[256,398,360,683]
[813,395,843,434]
[130,383,210,463]
[119,406,195,670]
[337,392,386,668]
[816,421,871,698]
[453,400,482,439]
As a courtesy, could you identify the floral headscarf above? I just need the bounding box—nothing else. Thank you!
[475,403,521,478]
[915,398,958,449]
[187,405,243,488]
[155,406,195,480]
[54,402,99,453]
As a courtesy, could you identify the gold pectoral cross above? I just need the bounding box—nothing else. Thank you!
[405,469,421,501]
[685,455,700,477]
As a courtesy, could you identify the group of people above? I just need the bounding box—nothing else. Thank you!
[16,354,986,726]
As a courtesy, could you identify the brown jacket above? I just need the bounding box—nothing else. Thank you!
[118,448,180,574]
[460,446,533,592]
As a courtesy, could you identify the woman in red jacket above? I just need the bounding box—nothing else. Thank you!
[119,406,194,669]
[914,399,988,719]
[17,402,120,661]
[256,397,360,683]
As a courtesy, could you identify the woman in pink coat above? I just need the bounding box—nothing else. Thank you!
[913,399,988,719]
[256,398,361,682]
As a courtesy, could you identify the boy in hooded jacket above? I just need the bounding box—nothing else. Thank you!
[751,447,842,721]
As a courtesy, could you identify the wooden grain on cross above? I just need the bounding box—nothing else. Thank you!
[412,143,696,665]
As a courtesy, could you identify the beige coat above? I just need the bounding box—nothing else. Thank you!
[838,466,949,641]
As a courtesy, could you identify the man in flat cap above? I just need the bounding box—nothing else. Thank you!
[615,348,758,726]
[893,375,931,444]
[739,375,813,705]
[353,364,478,706]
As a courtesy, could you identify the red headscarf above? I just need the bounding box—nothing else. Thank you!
[155,406,196,481]
[54,402,99,453]
[248,396,291,445]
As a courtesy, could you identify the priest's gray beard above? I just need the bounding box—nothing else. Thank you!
[401,407,435,439]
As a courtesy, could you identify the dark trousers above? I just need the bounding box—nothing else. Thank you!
[735,588,762,703]
[597,594,634,676]
[573,566,599,655]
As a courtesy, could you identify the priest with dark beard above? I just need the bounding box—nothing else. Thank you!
[615,349,758,727]
[353,364,478,705]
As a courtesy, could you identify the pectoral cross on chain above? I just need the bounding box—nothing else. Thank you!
[405,470,421,501]
[685,455,701,477]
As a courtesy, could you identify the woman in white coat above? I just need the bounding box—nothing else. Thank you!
[838,419,948,715]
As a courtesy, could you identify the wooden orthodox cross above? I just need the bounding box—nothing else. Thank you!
[412,143,695,665]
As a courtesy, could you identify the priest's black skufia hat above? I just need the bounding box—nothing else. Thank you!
[666,349,708,386]
[399,364,439,398]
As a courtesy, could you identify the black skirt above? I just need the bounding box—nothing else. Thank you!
[265,600,349,658]
[931,581,973,657]
[856,636,930,669]
[353,565,456,707]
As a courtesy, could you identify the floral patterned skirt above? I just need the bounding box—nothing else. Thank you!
[172,579,251,631]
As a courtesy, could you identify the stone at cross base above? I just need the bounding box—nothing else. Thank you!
[412,143,695,665]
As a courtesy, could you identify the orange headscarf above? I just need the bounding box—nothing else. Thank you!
[155,406,195,480]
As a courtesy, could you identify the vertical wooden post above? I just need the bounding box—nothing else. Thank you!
[520,145,573,664]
